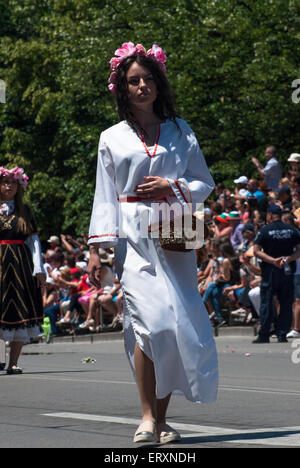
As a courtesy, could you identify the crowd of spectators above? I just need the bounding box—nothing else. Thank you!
[40,146,300,343]
[42,233,123,340]
[198,147,300,342]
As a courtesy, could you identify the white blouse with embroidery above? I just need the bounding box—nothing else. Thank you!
[88,118,218,403]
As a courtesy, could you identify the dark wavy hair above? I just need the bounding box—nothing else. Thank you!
[114,54,179,133]
[0,177,35,235]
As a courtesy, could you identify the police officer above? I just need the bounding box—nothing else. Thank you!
[253,204,300,343]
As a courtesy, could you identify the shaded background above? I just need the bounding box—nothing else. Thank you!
[0,0,299,239]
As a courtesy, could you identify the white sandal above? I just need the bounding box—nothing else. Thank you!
[157,424,181,444]
[133,421,157,443]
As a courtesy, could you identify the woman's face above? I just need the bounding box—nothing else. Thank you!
[0,175,18,201]
[126,61,158,110]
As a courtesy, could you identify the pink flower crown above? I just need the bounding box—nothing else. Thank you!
[0,166,29,188]
[108,42,167,94]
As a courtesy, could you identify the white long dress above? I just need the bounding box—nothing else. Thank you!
[88,118,218,403]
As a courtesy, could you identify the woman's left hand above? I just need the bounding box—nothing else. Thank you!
[135,176,173,200]
[36,273,46,289]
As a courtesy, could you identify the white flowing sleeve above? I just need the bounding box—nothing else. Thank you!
[166,123,215,211]
[25,234,46,276]
[88,134,119,248]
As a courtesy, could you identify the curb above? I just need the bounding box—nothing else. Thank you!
[47,330,124,344]
[214,326,257,337]
[48,326,256,344]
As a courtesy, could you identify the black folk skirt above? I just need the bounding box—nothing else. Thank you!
[0,243,43,331]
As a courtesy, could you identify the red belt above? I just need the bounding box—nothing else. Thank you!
[0,240,24,245]
[120,196,167,203]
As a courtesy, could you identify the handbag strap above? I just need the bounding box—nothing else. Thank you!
[177,180,192,214]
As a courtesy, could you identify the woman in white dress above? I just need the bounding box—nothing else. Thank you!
[87,42,218,444]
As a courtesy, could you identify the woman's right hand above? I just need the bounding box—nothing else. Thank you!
[87,247,102,289]
[135,176,173,200]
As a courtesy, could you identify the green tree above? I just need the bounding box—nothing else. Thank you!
[0,0,299,239]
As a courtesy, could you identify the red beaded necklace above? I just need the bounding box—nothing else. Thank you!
[140,124,160,158]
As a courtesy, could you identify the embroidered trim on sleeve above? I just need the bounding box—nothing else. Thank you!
[88,234,119,240]
[174,180,188,204]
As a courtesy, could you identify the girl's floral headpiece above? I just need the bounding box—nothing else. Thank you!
[0,166,29,188]
[108,42,167,94]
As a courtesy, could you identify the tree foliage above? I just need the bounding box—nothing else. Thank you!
[0,0,299,238]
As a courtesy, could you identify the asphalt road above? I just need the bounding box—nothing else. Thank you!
[0,334,300,452]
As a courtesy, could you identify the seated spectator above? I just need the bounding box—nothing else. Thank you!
[204,207,213,223]
[56,267,87,326]
[233,176,249,197]
[259,180,272,197]
[292,176,300,203]
[278,177,292,189]
[79,253,117,330]
[277,186,293,211]
[292,199,300,230]
[43,278,59,309]
[227,211,244,252]
[243,194,266,228]
[196,244,210,292]
[212,213,233,239]
[226,238,261,322]
[208,200,223,217]
[242,240,262,322]
[60,234,87,256]
[252,208,266,230]
[97,276,122,329]
[282,212,296,226]
[43,278,60,336]
[222,262,250,314]
[214,183,227,210]
[47,235,61,252]
[202,238,237,327]
[49,252,67,281]
[65,253,76,269]
[109,288,124,330]
[245,179,266,204]
[214,183,235,212]
[248,280,261,318]
[76,252,88,272]
[235,199,249,222]
[43,250,56,281]
[287,153,300,182]
[77,286,101,326]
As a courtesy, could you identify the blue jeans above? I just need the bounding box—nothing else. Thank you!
[44,304,60,334]
[203,282,231,320]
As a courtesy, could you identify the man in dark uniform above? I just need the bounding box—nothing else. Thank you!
[253,205,300,343]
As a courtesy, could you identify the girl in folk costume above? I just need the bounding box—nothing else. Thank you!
[0,166,46,374]
[87,42,218,443]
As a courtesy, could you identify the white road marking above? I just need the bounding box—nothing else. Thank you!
[220,385,300,397]
[17,375,136,385]
[19,375,300,397]
[41,412,300,447]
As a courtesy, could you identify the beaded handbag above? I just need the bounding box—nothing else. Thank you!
[156,181,204,252]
